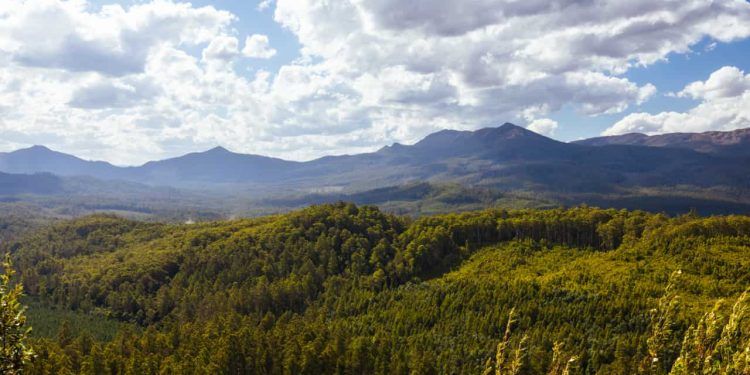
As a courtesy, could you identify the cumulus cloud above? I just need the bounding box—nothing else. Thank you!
[679,66,750,100]
[242,34,276,59]
[604,66,750,135]
[1,0,750,165]
[526,118,558,136]
[0,0,235,76]
[270,0,750,140]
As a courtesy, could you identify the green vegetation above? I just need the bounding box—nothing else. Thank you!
[1,255,34,374]
[3,203,750,374]
[24,298,135,342]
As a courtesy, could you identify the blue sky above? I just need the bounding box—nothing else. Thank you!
[1,0,749,164]
[554,37,750,140]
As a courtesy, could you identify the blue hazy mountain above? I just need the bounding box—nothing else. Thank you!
[0,145,121,179]
[1,123,748,194]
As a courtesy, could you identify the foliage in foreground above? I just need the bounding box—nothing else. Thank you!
[668,289,750,374]
[1,255,33,374]
[3,203,750,373]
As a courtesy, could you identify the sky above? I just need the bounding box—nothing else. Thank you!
[0,0,749,165]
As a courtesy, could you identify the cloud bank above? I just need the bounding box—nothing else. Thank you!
[0,0,749,164]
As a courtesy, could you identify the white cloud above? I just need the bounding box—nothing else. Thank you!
[679,66,750,100]
[68,76,160,109]
[202,36,239,62]
[269,0,750,145]
[0,0,750,165]
[0,0,235,76]
[242,34,276,59]
[257,0,273,11]
[0,0,250,164]
[526,118,558,136]
[604,66,750,135]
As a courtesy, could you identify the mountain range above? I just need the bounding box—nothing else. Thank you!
[1,123,749,215]
[2,123,749,188]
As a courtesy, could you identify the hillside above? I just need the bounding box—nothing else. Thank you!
[7,203,750,374]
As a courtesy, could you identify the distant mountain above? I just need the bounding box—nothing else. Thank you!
[385,123,567,159]
[575,128,750,156]
[294,123,749,193]
[1,124,749,197]
[0,145,300,187]
[295,123,578,189]
[0,145,121,178]
[132,146,300,185]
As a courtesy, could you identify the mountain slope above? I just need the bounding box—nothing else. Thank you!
[575,128,750,156]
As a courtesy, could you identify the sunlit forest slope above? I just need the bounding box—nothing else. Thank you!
[4,203,750,374]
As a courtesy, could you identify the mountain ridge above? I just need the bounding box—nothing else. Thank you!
[1,124,748,195]
[574,127,750,155]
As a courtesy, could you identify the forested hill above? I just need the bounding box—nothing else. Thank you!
[6,203,750,374]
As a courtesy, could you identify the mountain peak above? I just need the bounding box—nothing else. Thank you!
[483,122,541,138]
[404,122,560,161]
[21,145,54,153]
[11,145,70,158]
[498,122,524,130]
[206,146,231,154]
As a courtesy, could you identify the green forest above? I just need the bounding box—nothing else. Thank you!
[2,203,750,374]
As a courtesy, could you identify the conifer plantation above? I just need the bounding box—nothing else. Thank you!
[2,203,749,374]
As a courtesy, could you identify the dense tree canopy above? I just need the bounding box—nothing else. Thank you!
[3,203,750,374]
